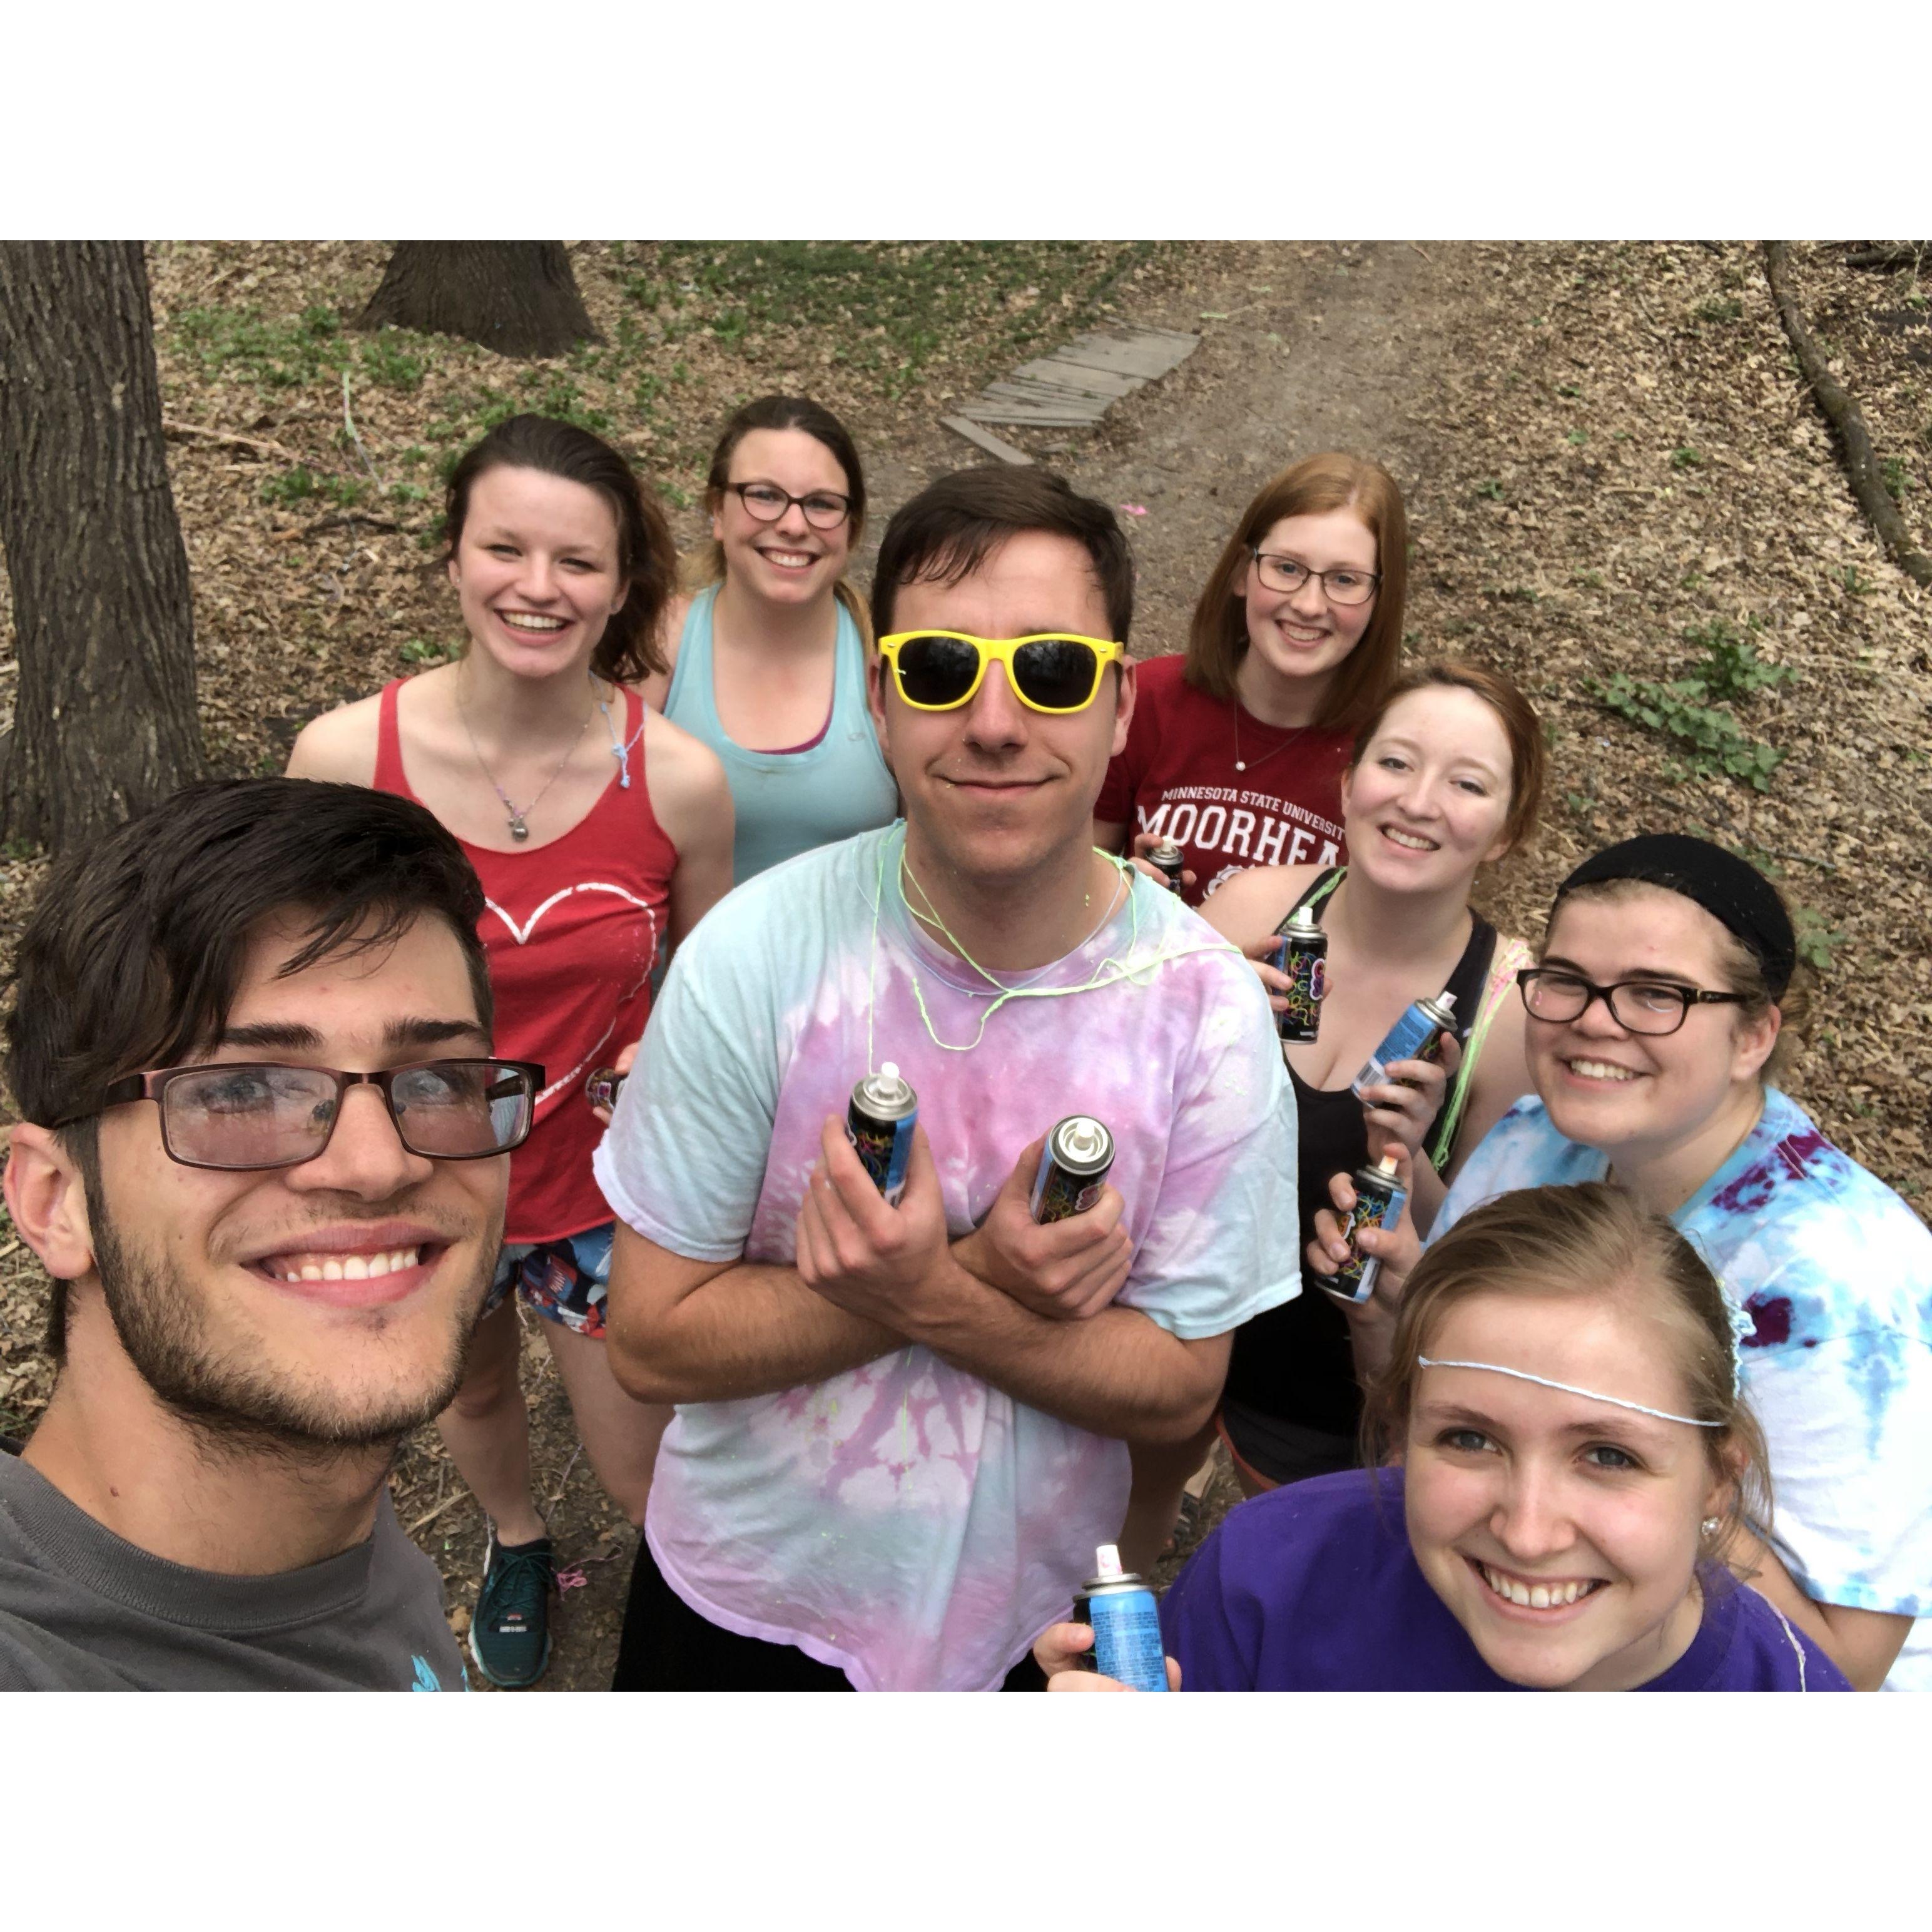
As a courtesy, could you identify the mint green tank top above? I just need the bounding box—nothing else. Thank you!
[663,584,900,884]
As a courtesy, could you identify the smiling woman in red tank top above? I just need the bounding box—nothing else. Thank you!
[287,414,733,1687]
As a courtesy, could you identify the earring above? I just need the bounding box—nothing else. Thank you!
[1700,1517,1721,1538]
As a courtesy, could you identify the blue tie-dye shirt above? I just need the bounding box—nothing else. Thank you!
[1435,1090,1932,1691]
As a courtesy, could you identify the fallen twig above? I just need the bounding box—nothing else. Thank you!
[341,373,387,494]
[1764,242,1932,589]
[407,1488,470,1535]
[546,1441,585,1508]
[1844,243,1929,272]
[305,510,404,536]
[161,418,302,464]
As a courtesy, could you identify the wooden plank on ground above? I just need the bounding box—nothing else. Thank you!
[977,380,1111,419]
[1050,328,1200,380]
[1011,357,1140,399]
[940,415,1035,465]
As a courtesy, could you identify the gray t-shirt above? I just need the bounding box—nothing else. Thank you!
[0,1441,467,1691]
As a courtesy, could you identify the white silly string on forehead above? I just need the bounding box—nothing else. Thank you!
[1416,1358,1723,1428]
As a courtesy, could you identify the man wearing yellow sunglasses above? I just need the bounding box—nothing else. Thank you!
[599,468,1299,1690]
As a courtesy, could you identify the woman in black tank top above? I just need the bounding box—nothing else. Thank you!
[1119,665,1548,1546]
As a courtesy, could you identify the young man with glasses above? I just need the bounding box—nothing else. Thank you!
[597,466,1300,1690]
[0,779,533,1690]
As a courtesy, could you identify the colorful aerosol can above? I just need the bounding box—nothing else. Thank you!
[1350,990,1458,1098]
[1030,1115,1116,1223]
[1074,1543,1169,1692]
[1331,1153,1406,1304]
[1147,840,1186,893]
[586,1067,625,1112]
[847,1062,918,1206]
[1266,904,1329,1046]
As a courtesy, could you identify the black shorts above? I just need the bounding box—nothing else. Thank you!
[613,1533,1046,1692]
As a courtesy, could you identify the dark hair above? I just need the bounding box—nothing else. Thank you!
[697,394,872,642]
[870,467,1134,645]
[1185,452,1406,730]
[443,414,676,684]
[1361,1182,1771,1566]
[4,778,493,1361]
[1346,659,1547,856]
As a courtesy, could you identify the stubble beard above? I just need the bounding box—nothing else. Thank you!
[88,1191,495,1465]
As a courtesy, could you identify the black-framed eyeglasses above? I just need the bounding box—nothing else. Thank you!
[1248,547,1380,606]
[724,480,852,531]
[1517,969,1749,1038]
[59,1059,546,1172]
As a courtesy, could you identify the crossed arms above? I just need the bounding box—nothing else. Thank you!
[604,1116,1229,1446]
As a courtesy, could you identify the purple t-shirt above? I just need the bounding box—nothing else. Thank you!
[1161,1468,1848,1691]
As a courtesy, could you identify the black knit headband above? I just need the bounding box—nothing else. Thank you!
[1554,834,1797,997]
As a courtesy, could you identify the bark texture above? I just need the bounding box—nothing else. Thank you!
[357,242,599,358]
[0,241,206,853]
[1764,241,1932,590]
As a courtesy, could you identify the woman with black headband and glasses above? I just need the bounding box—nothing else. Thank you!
[1309,834,1932,1691]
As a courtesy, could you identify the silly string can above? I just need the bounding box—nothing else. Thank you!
[1351,991,1458,1099]
[1030,1116,1115,1224]
[1147,840,1186,893]
[1074,1543,1169,1693]
[1267,905,1328,1046]
[1331,1154,1406,1304]
[847,1062,917,1206]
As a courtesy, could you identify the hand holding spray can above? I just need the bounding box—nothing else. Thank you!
[1146,840,1186,893]
[1266,905,1328,1046]
[1073,1543,1169,1692]
[1350,991,1458,1099]
[846,1063,917,1206]
[1030,1116,1115,1223]
[1330,1153,1406,1304]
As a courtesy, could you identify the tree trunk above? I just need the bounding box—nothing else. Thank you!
[0,241,206,854]
[357,242,599,358]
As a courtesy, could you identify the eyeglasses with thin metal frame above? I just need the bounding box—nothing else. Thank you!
[57,1059,547,1172]
[876,631,1125,714]
[1516,968,1750,1038]
[724,480,852,531]
[1248,547,1381,606]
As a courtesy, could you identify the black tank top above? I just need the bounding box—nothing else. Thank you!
[1221,869,1498,1439]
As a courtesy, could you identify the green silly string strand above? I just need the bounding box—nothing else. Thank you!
[864,825,1243,1069]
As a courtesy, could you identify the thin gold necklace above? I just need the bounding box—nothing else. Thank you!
[1231,698,1313,776]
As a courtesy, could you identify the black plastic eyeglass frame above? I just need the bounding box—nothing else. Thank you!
[725,480,852,530]
[1248,546,1381,606]
[61,1058,547,1171]
[1516,968,1748,1038]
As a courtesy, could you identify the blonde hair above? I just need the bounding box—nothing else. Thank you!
[1361,1182,1771,1565]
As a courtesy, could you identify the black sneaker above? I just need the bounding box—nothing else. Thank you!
[469,1525,555,1689]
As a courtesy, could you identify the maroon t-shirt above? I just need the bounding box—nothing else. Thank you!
[1099,654,1351,905]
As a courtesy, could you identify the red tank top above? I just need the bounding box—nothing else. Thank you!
[373,679,676,1243]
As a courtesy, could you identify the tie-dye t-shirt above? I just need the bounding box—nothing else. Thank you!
[1435,1091,1932,1692]
[593,824,1299,1690]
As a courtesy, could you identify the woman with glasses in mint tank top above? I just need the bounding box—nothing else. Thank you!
[645,397,899,885]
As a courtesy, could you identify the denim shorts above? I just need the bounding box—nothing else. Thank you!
[481,1223,615,1340]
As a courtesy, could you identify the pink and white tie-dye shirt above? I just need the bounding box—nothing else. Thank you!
[594,825,1299,1689]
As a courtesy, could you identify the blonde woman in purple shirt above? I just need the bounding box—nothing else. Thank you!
[1037,1184,1846,1692]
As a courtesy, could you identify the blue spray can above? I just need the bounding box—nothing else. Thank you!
[1350,990,1458,1099]
[846,1063,917,1207]
[1074,1543,1169,1692]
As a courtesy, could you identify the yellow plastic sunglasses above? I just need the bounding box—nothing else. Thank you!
[877,631,1124,714]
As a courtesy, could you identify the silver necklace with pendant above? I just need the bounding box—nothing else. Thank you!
[1232,700,1313,775]
[457,666,596,841]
